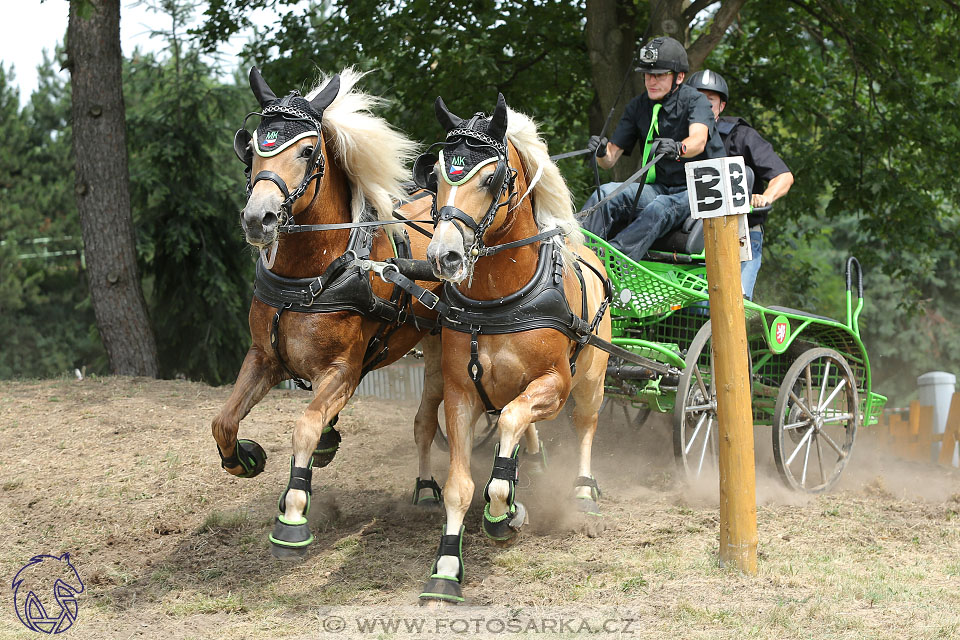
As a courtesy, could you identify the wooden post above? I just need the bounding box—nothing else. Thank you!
[703,215,758,575]
[938,393,960,466]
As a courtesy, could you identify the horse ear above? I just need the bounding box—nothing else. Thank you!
[310,74,340,112]
[249,66,277,107]
[488,93,508,142]
[434,96,463,132]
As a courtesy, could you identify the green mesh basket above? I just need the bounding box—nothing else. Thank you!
[582,230,709,319]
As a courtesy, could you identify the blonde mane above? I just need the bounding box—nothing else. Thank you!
[506,108,584,251]
[306,69,418,222]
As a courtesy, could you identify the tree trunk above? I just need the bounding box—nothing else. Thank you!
[67,0,159,377]
[585,0,644,181]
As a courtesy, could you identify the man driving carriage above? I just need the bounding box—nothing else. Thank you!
[686,69,795,300]
[579,36,725,262]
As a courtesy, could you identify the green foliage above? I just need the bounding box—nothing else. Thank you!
[705,1,960,403]
[124,1,253,384]
[0,57,107,379]
[200,0,601,197]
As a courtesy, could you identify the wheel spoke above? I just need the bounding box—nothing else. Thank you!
[696,417,714,476]
[787,388,817,421]
[821,377,848,409]
[783,418,813,431]
[684,412,708,456]
[786,426,814,466]
[800,430,813,486]
[693,364,709,400]
[817,360,832,410]
[822,412,854,424]
[819,430,847,458]
[805,363,814,409]
[684,402,713,413]
[816,433,826,486]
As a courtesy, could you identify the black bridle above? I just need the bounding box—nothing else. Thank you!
[233,101,326,233]
[415,125,518,278]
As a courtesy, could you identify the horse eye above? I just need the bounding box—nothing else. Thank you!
[301,146,314,159]
[481,174,494,187]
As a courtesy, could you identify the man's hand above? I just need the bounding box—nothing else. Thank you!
[751,193,769,208]
[652,138,685,161]
[586,135,608,158]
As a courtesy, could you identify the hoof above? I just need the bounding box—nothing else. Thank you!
[268,515,313,559]
[412,477,443,507]
[419,576,464,604]
[220,439,267,478]
[574,496,602,516]
[312,421,341,468]
[481,501,527,542]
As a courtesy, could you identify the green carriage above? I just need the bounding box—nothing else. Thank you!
[583,230,886,493]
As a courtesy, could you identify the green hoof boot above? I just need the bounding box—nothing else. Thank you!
[574,476,602,516]
[312,418,341,468]
[412,477,443,507]
[481,501,527,541]
[218,439,267,478]
[419,575,464,604]
[269,515,313,559]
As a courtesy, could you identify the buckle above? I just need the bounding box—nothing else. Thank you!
[417,289,440,310]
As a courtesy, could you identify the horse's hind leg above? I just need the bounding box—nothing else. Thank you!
[211,346,283,477]
[269,364,357,558]
[413,334,444,506]
[482,372,569,543]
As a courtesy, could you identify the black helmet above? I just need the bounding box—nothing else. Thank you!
[686,69,729,102]
[636,36,689,74]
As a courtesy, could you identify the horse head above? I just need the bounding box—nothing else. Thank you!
[234,67,340,249]
[423,94,517,283]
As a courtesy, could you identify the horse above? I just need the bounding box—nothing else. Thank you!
[414,94,612,604]
[211,67,446,557]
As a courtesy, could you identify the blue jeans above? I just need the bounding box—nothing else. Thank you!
[740,228,763,300]
[580,182,692,263]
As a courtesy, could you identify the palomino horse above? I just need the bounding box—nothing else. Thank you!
[211,67,445,557]
[416,95,611,603]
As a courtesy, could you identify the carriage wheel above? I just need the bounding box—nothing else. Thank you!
[772,348,859,493]
[433,405,498,452]
[673,321,720,483]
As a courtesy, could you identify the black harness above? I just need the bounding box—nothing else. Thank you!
[439,242,610,413]
[252,215,433,391]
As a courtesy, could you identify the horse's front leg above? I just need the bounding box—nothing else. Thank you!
[269,363,359,558]
[211,345,283,477]
[483,370,570,542]
[419,386,482,606]
[413,333,444,506]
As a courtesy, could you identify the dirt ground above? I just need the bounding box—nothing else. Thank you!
[1,375,959,640]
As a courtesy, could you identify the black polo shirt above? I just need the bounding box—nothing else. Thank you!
[610,83,724,187]
[718,116,791,226]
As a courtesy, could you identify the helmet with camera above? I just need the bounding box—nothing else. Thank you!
[636,36,689,74]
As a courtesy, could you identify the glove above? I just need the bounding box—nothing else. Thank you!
[652,137,685,161]
[586,135,608,158]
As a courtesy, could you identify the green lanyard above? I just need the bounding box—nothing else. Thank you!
[641,103,662,185]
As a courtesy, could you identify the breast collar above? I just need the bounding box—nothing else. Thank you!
[439,241,591,341]
[253,224,388,317]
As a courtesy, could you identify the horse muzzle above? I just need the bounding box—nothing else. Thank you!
[427,243,467,283]
[241,208,280,248]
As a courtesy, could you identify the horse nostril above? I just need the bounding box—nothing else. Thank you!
[261,211,278,232]
[440,251,463,272]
